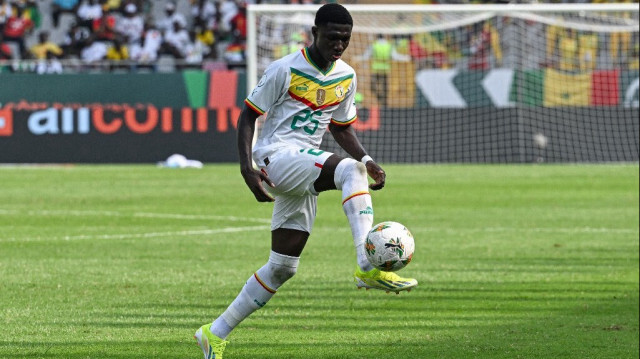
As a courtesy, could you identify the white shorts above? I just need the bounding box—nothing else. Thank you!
[257,146,334,233]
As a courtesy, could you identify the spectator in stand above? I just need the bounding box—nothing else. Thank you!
[466,20,502,70]
[80,34,107,64]
[130,21,161,68]
[193,24,216,59]
[115,3,143,48]
[92,6,116,41]
[191,0,217,31]
[106,36,129,70]
[157,1,186,35]
[219,0,238,36]
[51,0,80,29]
[2,5,33,58]
[106,36,128,60]
[0,0,13,32]
[578,31,598,71]
[77,0,103,29]
[229,2,247,41]
[161,19,191,60]
[125,0,151,20]
[61,21,90,57]
[185,26,209,65]
[547,27,578,71]
[29,30,64,60]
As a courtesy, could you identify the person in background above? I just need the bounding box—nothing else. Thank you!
[193,24,216,59]
[2,5,33,58]
[229,2,247,41]
[114,3,143,48]
[92,6,117,42]
[191,0,216,29]
[106,36,129,70]
[161,18,191,60]
[0,0,12,33]
[157,1,186,35]
[29,30,64,60]
[80,34,107,64]
[76,0,103,30]
[130,21,161,67]
[578,31,598,71]
[355,33,410,107]
[61,21,90,57]
[51,0,80,29]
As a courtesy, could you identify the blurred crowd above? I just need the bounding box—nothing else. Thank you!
[370,18,639,72]
[0,0,253,73]
[0,0,637,74]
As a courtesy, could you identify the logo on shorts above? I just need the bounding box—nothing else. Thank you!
[335,85,345,99]
[316,89,326,105]
[359,206,374,215]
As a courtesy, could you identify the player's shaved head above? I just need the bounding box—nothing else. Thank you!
[315,3,353,27]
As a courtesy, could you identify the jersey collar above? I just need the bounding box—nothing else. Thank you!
[302,47,335,76]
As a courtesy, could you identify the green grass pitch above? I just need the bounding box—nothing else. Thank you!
[1,164,638,359]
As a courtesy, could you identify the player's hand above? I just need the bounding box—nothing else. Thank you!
[365,161,385,191]
[241,168,275,202]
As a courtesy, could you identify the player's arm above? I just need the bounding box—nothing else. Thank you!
[237,106,275,202]
[329,122,385,190]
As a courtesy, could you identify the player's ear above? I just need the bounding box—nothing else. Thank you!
[311,25,318,40]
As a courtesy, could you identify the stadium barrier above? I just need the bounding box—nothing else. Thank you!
[1,66,638,163]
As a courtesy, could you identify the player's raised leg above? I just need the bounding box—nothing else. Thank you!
[316,156,418,293]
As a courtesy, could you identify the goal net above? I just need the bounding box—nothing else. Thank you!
[247,4,639,163]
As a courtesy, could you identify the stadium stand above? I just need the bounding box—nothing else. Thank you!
[0,0,637,73]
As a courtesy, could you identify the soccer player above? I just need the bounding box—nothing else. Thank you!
[195,4,417,358]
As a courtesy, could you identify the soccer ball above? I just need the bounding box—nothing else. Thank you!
[364,221,415,272]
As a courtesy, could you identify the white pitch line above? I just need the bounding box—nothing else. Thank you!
[0,208,271,224]
[0,225,269,243]
[412,226,638,235]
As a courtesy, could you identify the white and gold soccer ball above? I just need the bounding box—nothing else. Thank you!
[364,221,415,272]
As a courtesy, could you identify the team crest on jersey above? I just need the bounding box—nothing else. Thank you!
[316,89,326,105]
[335,85,345,99]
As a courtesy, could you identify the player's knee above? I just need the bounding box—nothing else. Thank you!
[270,263,297,284]
[334,158,368,191]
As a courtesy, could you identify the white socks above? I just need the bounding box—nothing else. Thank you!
[210,251,299,339]
[334,159,375,272]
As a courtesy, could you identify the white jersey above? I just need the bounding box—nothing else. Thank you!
[246,48,358,167]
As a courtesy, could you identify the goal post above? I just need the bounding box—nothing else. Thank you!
[247,3,639,163]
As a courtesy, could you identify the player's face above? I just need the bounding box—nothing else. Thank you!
[311,23,352,66]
